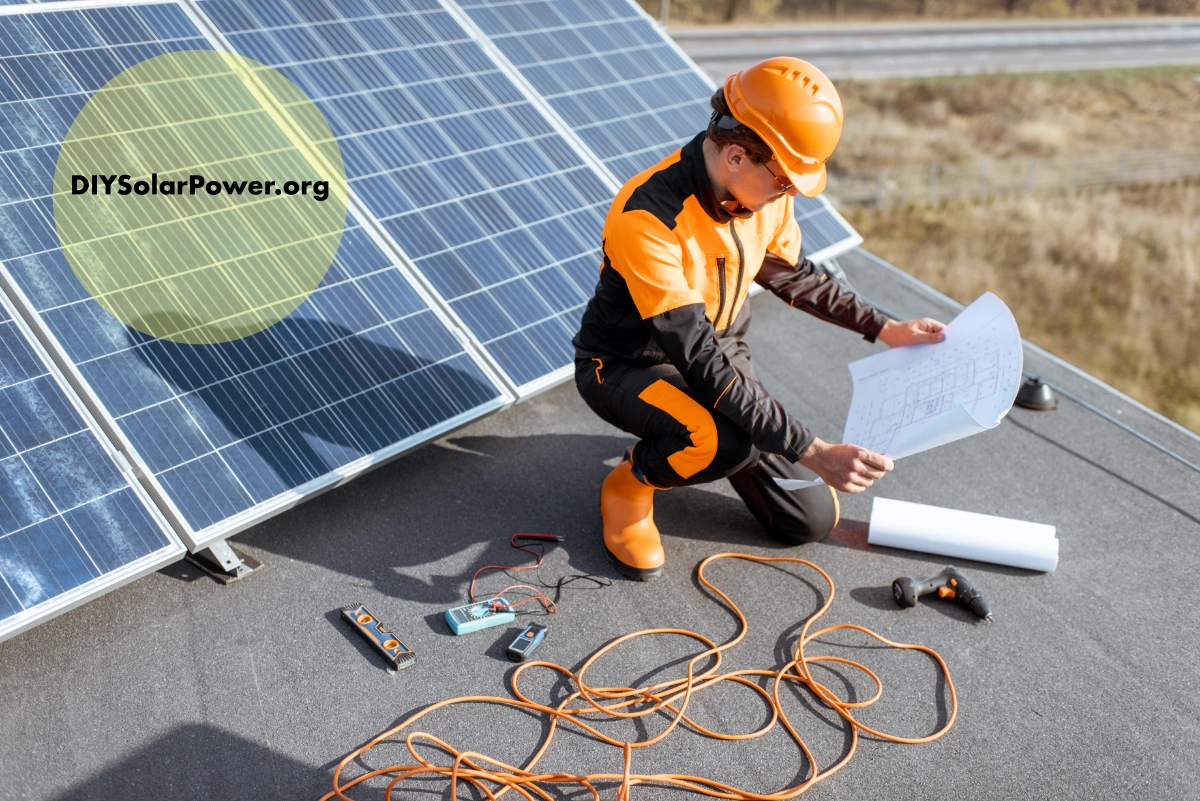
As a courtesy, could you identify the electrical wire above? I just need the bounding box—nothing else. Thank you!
[468,534,613,614]
[520,537,612,604]
[320,553,956,801]
[468,534,560,614]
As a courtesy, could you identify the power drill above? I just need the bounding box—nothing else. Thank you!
[892,566,992,620]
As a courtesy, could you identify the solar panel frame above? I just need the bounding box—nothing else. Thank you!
[0,0,514,551]
[0,0,860,558]
[0,0,176,11]
[451,0,863,265]
[0,281,184,644]
[176,0,521,401]
[189,0,618,398]
[1,256,512,552]
[190,0,862,399]
[436,0,621,194]
[428,0,623,394]
[0,0,866,641]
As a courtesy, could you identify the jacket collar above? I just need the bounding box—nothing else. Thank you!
[682,132,754,224]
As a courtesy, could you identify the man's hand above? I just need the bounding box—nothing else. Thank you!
[798,438,894,493]
[878,317,946,348]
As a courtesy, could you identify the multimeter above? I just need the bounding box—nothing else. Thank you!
[506,622,548,662]
[445,597,515,635]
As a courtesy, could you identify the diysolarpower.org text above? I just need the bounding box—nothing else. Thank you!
[70,174,331,202]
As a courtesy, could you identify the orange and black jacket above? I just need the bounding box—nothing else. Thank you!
[573,133,888,463]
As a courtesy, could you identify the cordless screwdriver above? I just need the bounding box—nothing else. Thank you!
[892,566,992,620]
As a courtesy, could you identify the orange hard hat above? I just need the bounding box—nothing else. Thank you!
[723,57,843,197]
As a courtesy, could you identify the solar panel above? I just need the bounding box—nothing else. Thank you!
[195,0,614,393]
[454,0,863,264]
[0,288,183,643]
[0,0,865,597]
[0,2,508,549]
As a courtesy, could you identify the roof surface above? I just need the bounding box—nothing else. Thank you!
[1,249,1197,800]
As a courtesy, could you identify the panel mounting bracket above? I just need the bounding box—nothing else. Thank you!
[184,539,262,585]
[820,257,852,287]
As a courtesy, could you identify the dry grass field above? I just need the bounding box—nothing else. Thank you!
[830,69,1200,432]
[830,68,1200,170]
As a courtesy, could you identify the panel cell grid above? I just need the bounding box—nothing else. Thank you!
[457,0,861,262]
[0,3,504,543]
[0,294,178,636]
[459,0,711,181]
[793,193,860,261]
[200,0,613,388]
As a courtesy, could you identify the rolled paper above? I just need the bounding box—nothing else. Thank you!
[868,497,1058,572]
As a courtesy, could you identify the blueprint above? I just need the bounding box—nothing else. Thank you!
[841,292,1023,459]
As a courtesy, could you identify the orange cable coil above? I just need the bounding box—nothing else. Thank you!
[321,552,957,801]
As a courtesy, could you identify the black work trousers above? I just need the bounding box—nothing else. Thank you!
[575,343,838,545]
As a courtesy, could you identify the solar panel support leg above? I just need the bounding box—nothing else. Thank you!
[184,539,262,584]
[821,258,854,291]
[208,540,251,577]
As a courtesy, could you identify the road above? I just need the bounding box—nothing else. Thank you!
[671,17,1200,79]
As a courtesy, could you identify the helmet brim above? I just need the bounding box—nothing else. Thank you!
[786,164,827,198]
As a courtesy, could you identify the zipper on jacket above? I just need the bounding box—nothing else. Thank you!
[725,221,745,333]
[714,256,727,329]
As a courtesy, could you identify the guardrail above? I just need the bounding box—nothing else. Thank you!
[828,149,1200,207]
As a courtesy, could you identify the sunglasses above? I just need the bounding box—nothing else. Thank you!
[762,160,795,195]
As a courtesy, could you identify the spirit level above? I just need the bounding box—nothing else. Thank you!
[341,603,415,670]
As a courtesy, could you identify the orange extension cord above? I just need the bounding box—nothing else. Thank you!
[321,553,956,801]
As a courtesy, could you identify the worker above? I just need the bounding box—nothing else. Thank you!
[573,58,947,580]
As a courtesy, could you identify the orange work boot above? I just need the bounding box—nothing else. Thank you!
[601,458,664,581]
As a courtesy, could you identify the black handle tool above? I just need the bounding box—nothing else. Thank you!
[892,566,992,620]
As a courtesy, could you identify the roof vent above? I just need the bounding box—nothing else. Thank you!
[1015,377,1058,411]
